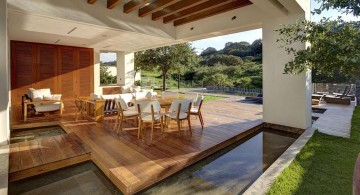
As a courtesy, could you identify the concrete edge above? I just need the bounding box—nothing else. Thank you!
[0,144,9,195]
[243,126,316,195]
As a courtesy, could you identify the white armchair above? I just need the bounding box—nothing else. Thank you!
[23,88,64,121]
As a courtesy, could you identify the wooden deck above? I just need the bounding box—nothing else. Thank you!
[9,133,91,182]
[10,98,263,194]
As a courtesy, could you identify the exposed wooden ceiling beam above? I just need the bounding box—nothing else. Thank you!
[124,0,151,13]
[107,0,124,9]
[163,0,235,24]
[139,0,179,17]
[87,0,97,4]
[152,0,209,21]
[173,0,252,26]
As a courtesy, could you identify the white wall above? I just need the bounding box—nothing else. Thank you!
[116,52,136,87]
[94,49,102,95]
[262,11,312,129]
[0,0,9,145]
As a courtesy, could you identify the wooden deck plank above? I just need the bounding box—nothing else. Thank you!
[9,133,91,181]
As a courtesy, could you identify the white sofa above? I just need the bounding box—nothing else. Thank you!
[27,88,63,112]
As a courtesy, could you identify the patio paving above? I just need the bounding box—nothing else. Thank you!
[313,101,356,138]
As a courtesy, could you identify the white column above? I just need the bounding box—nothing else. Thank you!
[93,49,101,95]
[116,52,135,87]
[262,13,312,129]
[0,0,10,144]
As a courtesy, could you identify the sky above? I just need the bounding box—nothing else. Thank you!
[101,0,359,61]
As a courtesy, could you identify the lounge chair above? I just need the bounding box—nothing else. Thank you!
[190,95,204,129]
[325,86,351,105]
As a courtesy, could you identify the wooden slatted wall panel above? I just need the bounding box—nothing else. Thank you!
[77,49,94,97]
[11,42,36,105]
[11,41,94,107]
[36,45,58,93]
[58,46,76,100]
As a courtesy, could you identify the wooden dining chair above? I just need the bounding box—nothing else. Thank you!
[137,100,164,140]
[114,97,138,134]
[166,99,192,135]
[74,99,86,121]
[190,95,204,129]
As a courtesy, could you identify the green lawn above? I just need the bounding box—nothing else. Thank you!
[178,93,225,102]
[268,107,360,195]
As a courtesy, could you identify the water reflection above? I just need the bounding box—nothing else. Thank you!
[142,129,298,195]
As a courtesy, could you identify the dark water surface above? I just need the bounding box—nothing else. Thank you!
[141,128,298,195]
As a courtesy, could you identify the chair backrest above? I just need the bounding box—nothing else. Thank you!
[340,86,350,99]
[137,100,161,114]
[195,95,204,108]
[169,100,192,113]
[184,93,198,104]
[119,93,134,105]
[75,99,86,112]
[115,97,129,111]
[162,91,178,98]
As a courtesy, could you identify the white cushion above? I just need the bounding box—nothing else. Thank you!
[39,88,51,97]
[34,102,62,112]
[123,109,138,117]
[32,90,44,102]
[101,94,119,100]
[166,112,188,120]
[119,93,134,104]
[141,113,163,122]
[90,93,101,100]
[190,108,199,113]
[43,94,62,101]
[135,92,150,100]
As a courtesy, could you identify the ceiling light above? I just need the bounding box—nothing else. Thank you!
[231,16,237,20]
[54,39,61,43]
[102,35,108,37]
[103,45,112,48]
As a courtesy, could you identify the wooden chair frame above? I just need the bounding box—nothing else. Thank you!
[114,100,138,134]
[137,103,164,141]
[190,99,204,129]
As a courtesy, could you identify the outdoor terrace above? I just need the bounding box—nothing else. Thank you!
[9,97,263,194]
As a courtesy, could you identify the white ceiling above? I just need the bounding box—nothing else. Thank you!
[8,10,178,52]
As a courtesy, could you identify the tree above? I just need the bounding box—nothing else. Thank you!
[251,39,262,55]
[100,65,116,85]
[222,41,252,57]
[200,47,217,56]
[276,0,360,77]
[203,73,233,87]
[206,54,243,66]
[136,43,198,91]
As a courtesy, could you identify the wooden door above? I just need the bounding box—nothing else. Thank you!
[36,44,58,93]
[11,42,36,105]
[77,48,94,97]
[58,46,76,100]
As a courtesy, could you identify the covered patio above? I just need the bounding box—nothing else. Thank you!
[0,0,312,194]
